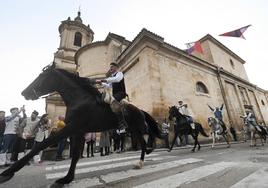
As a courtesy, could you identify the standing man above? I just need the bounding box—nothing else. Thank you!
[162,118,170,149]
[96,62,127,128]
[33,114,50,163]
[208,104,227,134]
[0,111,6,151]
[20,110,39,156]
[1,107,26,154]
[55,115,66,161]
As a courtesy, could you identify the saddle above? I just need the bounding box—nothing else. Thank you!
[101,91,129,129]
[102,91,128,114]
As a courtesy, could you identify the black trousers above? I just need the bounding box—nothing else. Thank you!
[113,92,127,102]
[86,141,95,157]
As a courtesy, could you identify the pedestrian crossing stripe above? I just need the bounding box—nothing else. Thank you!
[66,158,203,187]
[134,161,237,188]
[46,155,173,180]
[45,153,159,171]
[230,167,268,188]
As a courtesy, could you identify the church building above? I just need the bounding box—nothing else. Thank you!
[46,12,268,132]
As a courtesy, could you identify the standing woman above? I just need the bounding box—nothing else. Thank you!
[99,131,110,156]
[33,114,50,163]
[84,132,96,157]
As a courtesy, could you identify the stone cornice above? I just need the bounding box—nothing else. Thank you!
[59,20,94,36]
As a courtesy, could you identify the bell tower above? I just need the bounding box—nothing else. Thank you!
[54,11,94,72]
[46,11,94,122]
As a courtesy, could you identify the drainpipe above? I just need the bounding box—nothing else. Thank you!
[216,67,233,127]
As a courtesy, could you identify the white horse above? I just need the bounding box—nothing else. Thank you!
[240,116,265,147]
[207,117,231,148]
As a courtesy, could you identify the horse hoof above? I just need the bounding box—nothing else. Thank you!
[133,160,144,169]
[55,176,73,184]
[227,145,231,148]
[146,148,153,155]
[0,173,14,183]
[133,163,142,169]
[167,149,171,152]
[191,150,195,153]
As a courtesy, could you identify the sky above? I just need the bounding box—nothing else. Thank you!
[0,0,268,116]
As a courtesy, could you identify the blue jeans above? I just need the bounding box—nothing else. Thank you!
[56,138,66,158]
[0,134,17,153]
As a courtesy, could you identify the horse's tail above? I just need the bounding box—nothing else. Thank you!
[142,110,162,139]
[195,122,209,137]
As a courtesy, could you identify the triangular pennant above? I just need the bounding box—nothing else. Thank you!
[219,25,251,39]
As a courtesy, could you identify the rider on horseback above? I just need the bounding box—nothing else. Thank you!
[96,62,127,129]
[208,104,227,134]
[242,111,262,132]
[178,101,195,129]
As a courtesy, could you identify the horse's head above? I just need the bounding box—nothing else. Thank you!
[22,63,57,100]
[208,117,215,127]
[168,106,178,121]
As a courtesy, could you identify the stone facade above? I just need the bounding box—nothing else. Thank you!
[76,29,268,133]
[47,13,268,134]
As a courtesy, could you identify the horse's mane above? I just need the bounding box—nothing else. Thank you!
[55,68,101,97]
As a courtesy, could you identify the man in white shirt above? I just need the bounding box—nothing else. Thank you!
[96,62,127,129]
[178,101,195,129]
[97,62,127,102]
[1,106,25,154]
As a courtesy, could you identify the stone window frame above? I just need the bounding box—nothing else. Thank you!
[74,32,82,47]
[195,81,210,97]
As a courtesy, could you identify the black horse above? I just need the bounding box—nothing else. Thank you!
[0,63,162,184]
[168,106,209,152]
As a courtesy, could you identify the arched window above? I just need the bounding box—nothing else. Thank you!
[261,100,265,106]
[196,81,209,94]
[74,32,82,47]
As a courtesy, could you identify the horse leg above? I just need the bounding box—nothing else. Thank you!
[250,131,254,147]
[211,132,215,149]
[0,125,73,183]
[260,133,264,146]
[223,134,230,148]
[168,132,178,152]
[191,134,197,152]
[134,133,146,169]
[197,135,201,151]
[55,133,83,184]
[254,132,257,146]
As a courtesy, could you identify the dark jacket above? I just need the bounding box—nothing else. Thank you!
[0,120,6,136]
